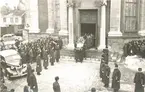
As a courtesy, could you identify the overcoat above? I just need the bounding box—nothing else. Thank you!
[29,73,38,92]
[112,68,121,90]
[27,64,32,86]
[42,50,48,68]
[36,55,42,73]
[103,65,110,85]
[134,72,145,92]
[53,81,61,92]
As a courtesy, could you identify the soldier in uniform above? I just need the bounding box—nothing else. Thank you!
[53,76,61,92]
[134,68,145,92]
[57,36,63,50]
[29,70,38,92]
[99,59,105,79]
[104,64,110,88]
[50,41,55,66]
[26,63,32,86]
[42,49,49,69]
[54,42,60,63]
[112,64,121,92]
[36,53,42,75]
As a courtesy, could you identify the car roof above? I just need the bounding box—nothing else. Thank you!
[0,49,18,57]
[3,34,15,37]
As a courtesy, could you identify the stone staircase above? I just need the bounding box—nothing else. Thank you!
[60,48,102,59]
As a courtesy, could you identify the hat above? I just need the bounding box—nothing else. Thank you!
[91,88,96,92]
[138,68,142,71]
[55,76,59,81]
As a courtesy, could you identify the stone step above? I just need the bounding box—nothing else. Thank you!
[60,49,102,58]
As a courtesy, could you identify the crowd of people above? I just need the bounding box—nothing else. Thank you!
[123,39,145,58]
[0,35,63,92]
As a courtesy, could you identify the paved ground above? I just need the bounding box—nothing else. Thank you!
[4,57,137,92]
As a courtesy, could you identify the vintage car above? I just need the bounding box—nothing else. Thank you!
[0,49,27,79]
[2,34,23,42]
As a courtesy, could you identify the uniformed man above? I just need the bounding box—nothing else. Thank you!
[29,70,38,92]
[112,64,121,92]
[42,49,49,69]
[53,76,61,92]
[50,41,55,66]
[54,43,60,63]
[99,59,105,79]
[26,63,32,86]
[104,64,110,88]
[36,54,42,75]
[134,68,145,92]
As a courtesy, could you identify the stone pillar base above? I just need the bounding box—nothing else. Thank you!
[138,30,145,36]
[98,45,106,51]
[66,43,75,50]
[29,29,40,33]
[46,28,54,34]
[59,30,68,36]
[108,31,122,36]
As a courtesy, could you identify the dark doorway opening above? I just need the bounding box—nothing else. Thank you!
[81,23,96,48]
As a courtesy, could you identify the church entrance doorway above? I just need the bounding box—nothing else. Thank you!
[81,23,96,48]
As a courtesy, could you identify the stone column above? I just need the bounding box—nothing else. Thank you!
[66,6,74,49]
[108,0,122,36]
[138,0,145,36]
[28,0,40,33]
[59,0,68,35]
[98,0,107,50]
[46,0,55,33]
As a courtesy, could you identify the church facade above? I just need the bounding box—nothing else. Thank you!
[0,0,145,51]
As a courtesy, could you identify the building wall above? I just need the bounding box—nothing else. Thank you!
[108,0,145,53]
[38,0,48,33]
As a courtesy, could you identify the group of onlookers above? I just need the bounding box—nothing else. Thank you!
[123,39,145,58]
[100,48,145,92]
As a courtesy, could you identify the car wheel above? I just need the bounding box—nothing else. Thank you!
[7,73,11,80]
[5,70,11,80]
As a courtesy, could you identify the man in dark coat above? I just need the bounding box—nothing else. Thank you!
[42,49,48,69]
[99,59,105,79]
[36,54,42,75]
[57,36,63,50]
[112,64,121,92]
[104,64,110,88]
[54,43,60,63]
[53,76,61,92]
[26,63,32,86]
[29,70,38,92]
[50,42,55,66]
[134,68,145,92]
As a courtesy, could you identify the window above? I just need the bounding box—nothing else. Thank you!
[121,0,140,32]
[15,17,19,23]
[10,18,14,23]
[3,18,6,22]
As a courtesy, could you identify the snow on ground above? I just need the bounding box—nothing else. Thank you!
[124,55,145,72]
